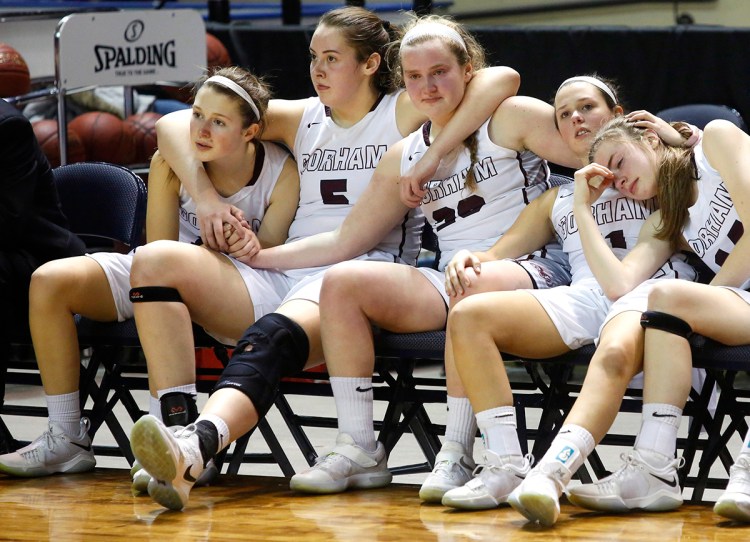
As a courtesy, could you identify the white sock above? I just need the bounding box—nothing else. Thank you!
[196,413,231,453]
[635,403,682,462]
[156,383,197,399]
[538,424,595,483]
[148,395,162,421]
[330,376,376,452]
[445,396,476,455]
[475,406,522,458]
[46,391,81,437]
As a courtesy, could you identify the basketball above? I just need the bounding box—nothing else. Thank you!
[69,111,137,165]
[31,119,87,167]
[124,111,162,164]
[206,33,232,69]
[0,42,31,97]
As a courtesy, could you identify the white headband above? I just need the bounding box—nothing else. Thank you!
[402,22,467,52]
[204,75,260,120]
[558,76,617,105]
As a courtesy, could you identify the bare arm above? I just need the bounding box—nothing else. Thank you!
[702,120,750,287]
[444,188,557,295]
[572,163,673,299]
[490,96,581,169]
[398,66,521,207]
[243,144,411,270]
[144,151,181,243]
[225,154,300,259]
[154,99,306,251]
[155,109,243,250]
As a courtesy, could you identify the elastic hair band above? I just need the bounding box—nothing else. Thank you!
[558,76,617,105]
[402,22,467,52]
[204,75,260,121]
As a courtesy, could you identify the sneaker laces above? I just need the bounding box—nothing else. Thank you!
[596,452,684,492]
[471,452,533,484]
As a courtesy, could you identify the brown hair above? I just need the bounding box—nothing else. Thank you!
[553,73,623,130]
[388,15,487,191]
[193,66,272,131]
[318,6,401,94]
[588,116,697,248]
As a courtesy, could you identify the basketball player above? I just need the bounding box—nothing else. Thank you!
[280,15,588,495]
[0,98,86,453]
[541,117,750,524]
[434,96,700,518]
[0,67,300,478]
[425,76,698,507]
[129,7,520,510]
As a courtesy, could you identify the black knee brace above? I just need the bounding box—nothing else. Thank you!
[213,313,310,417]
[640,310,693,339]
[160,392,198,427]
[130,286,183,303]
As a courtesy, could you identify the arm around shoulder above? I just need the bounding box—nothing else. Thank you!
[256,155,300,249]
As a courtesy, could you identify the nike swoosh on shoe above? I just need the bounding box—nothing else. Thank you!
[650,473,678,487]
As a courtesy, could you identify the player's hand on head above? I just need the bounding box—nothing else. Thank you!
[625,110,684,146]
[444,249,482,297]
[573,163,614,207]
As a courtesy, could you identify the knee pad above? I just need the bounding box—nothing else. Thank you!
[213,313,310,417]
[130,286,183,303]
[640,310,693,339]
[160,392,198,427]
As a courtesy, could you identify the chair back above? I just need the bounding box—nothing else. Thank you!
[52,162,147,251]
[657,104,748,132]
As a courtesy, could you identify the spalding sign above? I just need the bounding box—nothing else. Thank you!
[55,10,206,90]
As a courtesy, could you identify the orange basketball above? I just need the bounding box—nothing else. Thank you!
[69,111,137,165]
[206,33,232,69]
[0,42,31,97]
[32,119,87,167]
[124,111,162,163]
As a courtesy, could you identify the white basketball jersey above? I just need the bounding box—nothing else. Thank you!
[683,141,750,289]
[178,140,289,244]
[401,118,550,270]
[284,92,422,280]
[552,184,696,285]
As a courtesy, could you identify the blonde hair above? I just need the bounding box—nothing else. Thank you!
[588,116,697,248]
[387,15,486,191]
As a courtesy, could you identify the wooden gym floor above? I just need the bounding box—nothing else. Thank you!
[0,469,748,541]
[3,364,750,540]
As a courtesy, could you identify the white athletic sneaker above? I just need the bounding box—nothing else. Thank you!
[130,415,205,511]
[419,441,476,503]
[131,452,218,496]
[289,433,392,494]
[714,455,750,522]
[441,451,531,510]
[0,418,95,477]
[568,450,684,513]
[508,460,570,526]
[130,462,151,496]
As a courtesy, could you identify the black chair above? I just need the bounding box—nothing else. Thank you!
[277,175,584,476]
[657,103,748,132]
[1,162,147,452]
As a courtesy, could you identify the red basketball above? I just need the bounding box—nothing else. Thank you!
[69,111,137,165]
[206,33,232,69]
[0,43,31,98]
[124,111,162,163]
[32,119,87,168]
